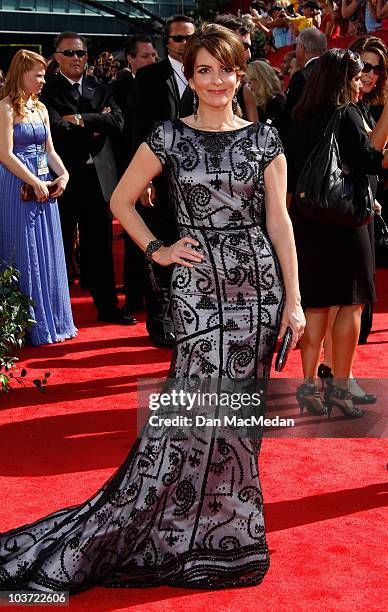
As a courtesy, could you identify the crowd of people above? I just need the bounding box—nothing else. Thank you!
[241,0,388,52]
[32,1,388,89]
[0,7,387,595]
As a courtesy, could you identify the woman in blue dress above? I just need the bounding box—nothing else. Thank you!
[0,49,77,346]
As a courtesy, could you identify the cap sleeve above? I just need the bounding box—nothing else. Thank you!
[145,121,166,166]
[263,126,283,169]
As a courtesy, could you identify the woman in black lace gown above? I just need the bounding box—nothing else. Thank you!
[0,25,304,593]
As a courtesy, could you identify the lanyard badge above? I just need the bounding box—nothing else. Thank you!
[37,145,49,176]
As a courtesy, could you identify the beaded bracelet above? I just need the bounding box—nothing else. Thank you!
[145,240,164,292]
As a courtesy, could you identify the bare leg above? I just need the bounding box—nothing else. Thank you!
[324,306,369,397]
[297,307,330,415]
[331,304,363,387]
[322,306,339,370]
[325,304,365,418]
[299,307,330,380]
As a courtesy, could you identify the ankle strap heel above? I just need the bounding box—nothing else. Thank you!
[296,384,327,416]
[324,385,365,419]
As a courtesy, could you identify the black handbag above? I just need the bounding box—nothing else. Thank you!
[295,104,374,228]
[375,213,388,267]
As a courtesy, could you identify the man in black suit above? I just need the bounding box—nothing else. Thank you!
[131,15,195,347]
[284,27,327,206]
[111,36,157,173]
[41,31,135,325]
[285,27,327,119]
[110,35,157,314]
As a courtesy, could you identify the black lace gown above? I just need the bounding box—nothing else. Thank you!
[0,119,284,593]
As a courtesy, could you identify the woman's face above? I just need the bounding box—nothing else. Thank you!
[350,71,363,102]
[189,47,240,113]
[289,57,298,77]
[23,62,46,97]
[245,74,258,96]
[360,51,382,95]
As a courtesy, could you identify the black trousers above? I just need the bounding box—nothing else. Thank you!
[123,206,145,310]
[360,302,373,343]
[140,200,178,337]
[359,217,375,342]
[58,164,117,313]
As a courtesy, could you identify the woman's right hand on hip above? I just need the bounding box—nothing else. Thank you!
[152,237,205,268]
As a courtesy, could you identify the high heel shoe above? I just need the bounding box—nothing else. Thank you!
[317,363,333,390]
[296,383,328,415]
[348,379,377,405]
[324,385,365,419]
[318,364,376,405]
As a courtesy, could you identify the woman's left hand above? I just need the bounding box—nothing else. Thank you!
[279,301,306,349]
[374,200,382,215]
[48,176,68,198]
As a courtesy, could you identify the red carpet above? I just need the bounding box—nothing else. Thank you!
[0,270,387,611]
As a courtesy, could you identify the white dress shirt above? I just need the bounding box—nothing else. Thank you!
[60,72,83,88]
[168,56,188,98]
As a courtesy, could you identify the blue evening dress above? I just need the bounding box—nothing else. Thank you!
[0,122,77,346]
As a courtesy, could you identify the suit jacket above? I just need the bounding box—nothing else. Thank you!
[41,73,124,201]
[131,58,193,222]
[285,58,319,121]
[110,72,136,173]
[132,58,193,153]
[110,72,136,124]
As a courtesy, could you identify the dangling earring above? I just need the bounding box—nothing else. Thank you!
[232,93,238,117]
[192,90,198,120]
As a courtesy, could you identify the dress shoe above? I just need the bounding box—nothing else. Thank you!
[317,363,333,380]
[119,309,138,325]
[150,331,176,348]
[97,308,137,325]
[317,363,333,390]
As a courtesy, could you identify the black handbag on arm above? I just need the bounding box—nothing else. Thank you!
[295,104,374,228]
[375,212,388,267]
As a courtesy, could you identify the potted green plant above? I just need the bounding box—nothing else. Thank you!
[0,264,49,393]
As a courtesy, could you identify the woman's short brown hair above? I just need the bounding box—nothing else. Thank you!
[349,36,387,105]
[1,49,47,117]
[183,23,247,81]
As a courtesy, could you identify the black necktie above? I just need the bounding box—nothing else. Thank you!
[72,82,81,103]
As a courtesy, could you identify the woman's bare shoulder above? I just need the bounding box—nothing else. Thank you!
[36,100,47,112]
[0,96,13,111]
[0,97,14,121]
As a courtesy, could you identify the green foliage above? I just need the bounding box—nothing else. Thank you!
[0,264,49,393]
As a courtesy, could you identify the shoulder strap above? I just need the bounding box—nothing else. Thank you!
[322,104,350,139]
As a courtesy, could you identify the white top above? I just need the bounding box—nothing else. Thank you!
[168,56,188,98]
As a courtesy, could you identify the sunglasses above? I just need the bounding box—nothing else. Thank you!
[243,42,252,51]
[169,35,192,42]
[56,49,87,58]
[362,62,383,75]
[345,49,361,62]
